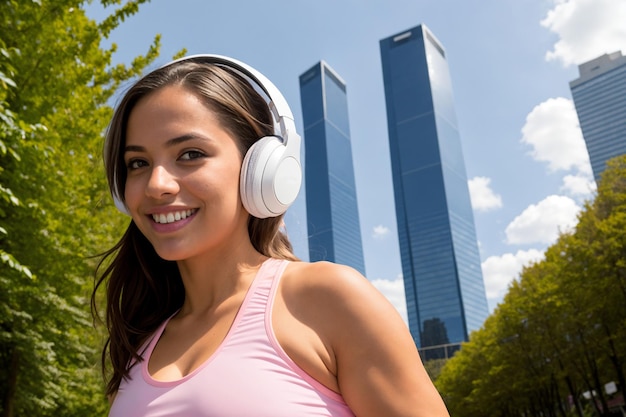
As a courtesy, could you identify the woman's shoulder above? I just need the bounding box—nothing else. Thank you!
[282,261,369,297]
[280,260,401,326]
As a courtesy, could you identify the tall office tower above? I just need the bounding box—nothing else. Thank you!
[380,24,488,358]
[569,51,626,183]
[299,61,366,276]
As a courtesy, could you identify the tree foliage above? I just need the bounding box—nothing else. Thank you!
[0,1,162,415]
[436,155,626,417]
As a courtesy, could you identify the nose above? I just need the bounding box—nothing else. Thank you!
[145,165,179,199]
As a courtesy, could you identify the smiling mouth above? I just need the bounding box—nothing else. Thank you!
[152,209,197,224]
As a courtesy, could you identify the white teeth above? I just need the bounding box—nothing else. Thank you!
[152,209,195,224]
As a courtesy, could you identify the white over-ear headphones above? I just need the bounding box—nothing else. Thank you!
[111,54,302,219]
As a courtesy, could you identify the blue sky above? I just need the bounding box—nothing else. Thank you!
[88,0,626,320]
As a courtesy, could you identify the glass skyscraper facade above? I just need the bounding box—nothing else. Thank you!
[379,24,488,358]
[569,51,626,183]
[299,61,366,276]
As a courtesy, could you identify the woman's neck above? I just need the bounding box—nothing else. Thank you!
[175,244,266,316]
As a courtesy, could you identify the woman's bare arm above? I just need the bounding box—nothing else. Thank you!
[293,262,450,417]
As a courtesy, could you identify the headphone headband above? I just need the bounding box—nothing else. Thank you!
[162,54,298,151]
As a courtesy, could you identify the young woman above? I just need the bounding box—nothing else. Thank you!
[93,55,450,417]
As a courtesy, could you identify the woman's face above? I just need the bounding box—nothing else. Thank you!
[123,85,249,261]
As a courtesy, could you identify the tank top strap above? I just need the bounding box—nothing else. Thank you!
[254,257,290,298]
[224,258,289,342]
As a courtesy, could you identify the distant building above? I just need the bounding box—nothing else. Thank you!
[299,61,366,276]
[379,24,489,359]
[570,51,626,183]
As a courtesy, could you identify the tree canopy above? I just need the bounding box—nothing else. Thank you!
[0,1,164,415]
[436,155,626,417]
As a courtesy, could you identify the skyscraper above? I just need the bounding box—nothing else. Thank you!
[379,24,488,358]
[299,61,366,276]
[569,51,626,183]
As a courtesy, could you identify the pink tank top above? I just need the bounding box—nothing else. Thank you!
[109,258,355,417]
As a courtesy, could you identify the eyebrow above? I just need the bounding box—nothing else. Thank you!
[124,133,211,153]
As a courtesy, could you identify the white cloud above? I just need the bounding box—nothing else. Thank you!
[481,249,545,310]
[521,97,591,175]
[541,0,626,66]
[560,173,596,197]
[468,176,503,212]
[505,195,581,245]
[370,275,408,325]
[372,224,390,239]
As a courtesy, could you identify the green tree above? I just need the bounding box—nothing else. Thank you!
[0,38,43,417]
[0,1,162,415]
[567,156,626,407]
[437,154,626,417]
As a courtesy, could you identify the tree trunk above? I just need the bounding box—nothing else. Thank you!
[589,357,610,416]
[1,347,19,417]
[604,325,626,410]
[564,374,585,417]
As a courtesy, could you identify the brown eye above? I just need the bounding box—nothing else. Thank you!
[179,150,206,160]
[127,159,148,170]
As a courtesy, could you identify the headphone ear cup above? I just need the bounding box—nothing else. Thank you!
[240,136,302,219]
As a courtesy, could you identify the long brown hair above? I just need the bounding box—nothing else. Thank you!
[92,58,299,396]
